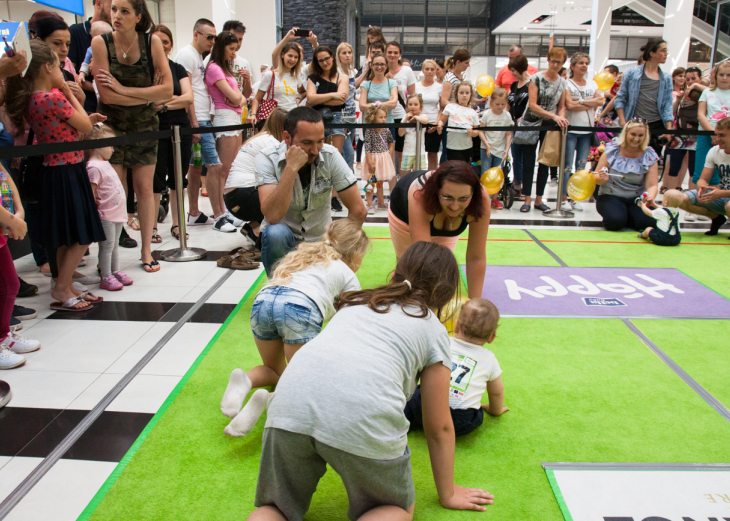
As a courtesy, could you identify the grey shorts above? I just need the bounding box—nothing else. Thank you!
[254,428,415,521]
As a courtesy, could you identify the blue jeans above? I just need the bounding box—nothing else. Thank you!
[510,143,524,187]
[261,223,299,277]
[694,134,721,185]
[341,130,355,172]
[189,120,221,167]
[480,150,503,172]
[250,285,324,344]
[563,133,592,196]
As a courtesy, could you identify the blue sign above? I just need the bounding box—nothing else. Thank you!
[582,297,627,307]
[34,0,85,16]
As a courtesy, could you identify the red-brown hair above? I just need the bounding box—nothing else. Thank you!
[417,161,486,220]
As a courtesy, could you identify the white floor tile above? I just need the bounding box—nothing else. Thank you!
[106,374,182,413]
[4,459,117,521]
[0,457,43,503]
[103,322,175,375]
[94,284,194,303]
[0,456,12,472]
[126,260,218,287]
[140,323,221,377]
[15,321,157,374]
[0,371,101,409]
[66,373,125,410]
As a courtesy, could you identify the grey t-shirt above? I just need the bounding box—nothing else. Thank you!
[634,71,661,123]
[265,303,452,460]
[524,72,566,122]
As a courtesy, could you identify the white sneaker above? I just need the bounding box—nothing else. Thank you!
[213,215,236,233]
[696,214,710,222]
[1,331,41,354]
[684,213,697,222]
[73,274,101,285]
[226,212,244,227]
[561,201,573,211]
[0,345,26,369]
[571,200,583,211]
[187,212,213,226]
[367,206,376,215]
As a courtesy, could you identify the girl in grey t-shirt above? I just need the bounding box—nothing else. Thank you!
[248,242,494,520]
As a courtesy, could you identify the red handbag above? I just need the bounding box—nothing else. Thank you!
[256,71,278,121]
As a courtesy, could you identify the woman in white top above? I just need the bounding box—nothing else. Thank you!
[439,50,471,165]
[561,52,603,211]
[416,59,444,170]
[249,40,305,129]
[224,108,286,249]
[385,42,417,168]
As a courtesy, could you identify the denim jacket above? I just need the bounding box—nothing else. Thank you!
[614,65,673,124]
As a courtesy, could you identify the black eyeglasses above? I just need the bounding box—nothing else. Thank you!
[196,31,216,41]
[318,56,333,64]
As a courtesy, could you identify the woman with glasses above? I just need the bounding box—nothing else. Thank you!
[387,161,490,299]
[92,0,173,272]
[358,53,398,123]
[593,119,659,232]
[307,46,349,151]
[614,39,674,157]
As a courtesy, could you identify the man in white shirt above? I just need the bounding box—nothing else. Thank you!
[676,116,730,236]
[222,20,252,98]
[175,18,236,232]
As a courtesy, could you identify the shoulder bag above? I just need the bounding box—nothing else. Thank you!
[512,80,541,145]
[256,71,278,121]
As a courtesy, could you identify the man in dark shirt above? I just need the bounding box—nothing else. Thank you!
[69,0,111,113]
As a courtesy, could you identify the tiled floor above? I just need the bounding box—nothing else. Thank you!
[0,169,725,520]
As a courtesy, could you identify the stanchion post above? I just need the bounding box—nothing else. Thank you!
[543,126,574,219]
[161,126,207,261]
[414,121,422,171]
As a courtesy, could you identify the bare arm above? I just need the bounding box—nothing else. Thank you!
[483,376,508,416]
[593,153,610,185]
[464,190,489,299]
[338,183,367,224]
[698,101,712,131]
[528,81,568,127]
[408,190,434,243]
[214,77,244,107]
[157,76,194,111]
[58,83,92,134]
[271,28,297,69]
[440,81,452,109]
[258,146,309,224]
[249,89,266,123]
[354,63,370,89]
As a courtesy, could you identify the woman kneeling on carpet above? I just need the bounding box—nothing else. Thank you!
[593,119,659,232]
[246,241,494,521]
[220,219,369,436]
[388,161,490,299]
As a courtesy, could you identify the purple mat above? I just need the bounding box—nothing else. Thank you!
[467,266,730,317]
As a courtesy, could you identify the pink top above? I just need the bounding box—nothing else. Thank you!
[86,160,127,223]
[26,91,83,166]
[205,62,242,115]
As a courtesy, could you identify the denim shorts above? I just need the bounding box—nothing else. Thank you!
[189,120,221,167]
[326,111,346,138]
[250,286,324,344]
[685,189,730,216]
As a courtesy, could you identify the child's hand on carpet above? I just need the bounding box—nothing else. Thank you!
[441,485,494,511]
[484,404,510,416]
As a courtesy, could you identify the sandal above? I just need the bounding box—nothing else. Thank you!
[128,217,141,230]
[230,256,261,271]
[170,225,189,240]
[152,228,162,243]
[142,260,161,273]
[50,296,93,312]
[534,203,550,211]
[80,290,103,303]
[519,204,530,213]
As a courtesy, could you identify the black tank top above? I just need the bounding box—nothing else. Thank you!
[390,170,469,237]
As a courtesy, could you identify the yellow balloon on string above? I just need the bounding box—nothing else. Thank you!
[566,169,597,201]
[476,75,495,97]
[480,167,504,195]
[441,295,470,335]
[594,71,615,92]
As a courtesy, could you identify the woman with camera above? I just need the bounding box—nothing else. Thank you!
[593,119,659,232]
[614,39,674,157]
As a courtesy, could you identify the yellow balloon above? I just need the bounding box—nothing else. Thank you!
[476,74,495,97]
[594,71,615,92]
[441,295,470,336]
[566,169,597,202]
[480,167,504,195]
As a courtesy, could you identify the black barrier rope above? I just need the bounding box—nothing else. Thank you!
[0,121,717,160]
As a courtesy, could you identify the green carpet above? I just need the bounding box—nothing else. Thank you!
[79,227,730,521]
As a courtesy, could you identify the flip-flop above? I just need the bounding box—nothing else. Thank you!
[152,228,162,243]
[80,290,103,303]
[519,204,530,213]
[142,260,161,273]
[128,217,140,230]
[50,296,94,312]
[534,203,550,211]
[170,225,188,240]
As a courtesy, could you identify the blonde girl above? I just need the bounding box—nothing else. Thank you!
[398,94,428,174]
[220,219,369,436]
[363,104,396,211]
[437,81,481,164]
[695,61,730,186]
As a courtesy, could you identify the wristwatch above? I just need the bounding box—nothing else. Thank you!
[160,103,168,113]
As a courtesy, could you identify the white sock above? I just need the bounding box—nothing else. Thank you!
[220,368,252,418]
[224,389,269,437]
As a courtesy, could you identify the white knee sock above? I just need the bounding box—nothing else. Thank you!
[224,389,270,437]
[220,368,252,418]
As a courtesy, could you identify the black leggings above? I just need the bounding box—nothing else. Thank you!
[596,194,656,232]
[520,132,557,198]
[667,148,695,178]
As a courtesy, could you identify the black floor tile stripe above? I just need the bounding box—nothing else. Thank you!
[0,407,153,462]
[46,302,237,323]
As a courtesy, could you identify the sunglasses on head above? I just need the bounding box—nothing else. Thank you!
[629,117,648,125]
[197,31,216,41]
